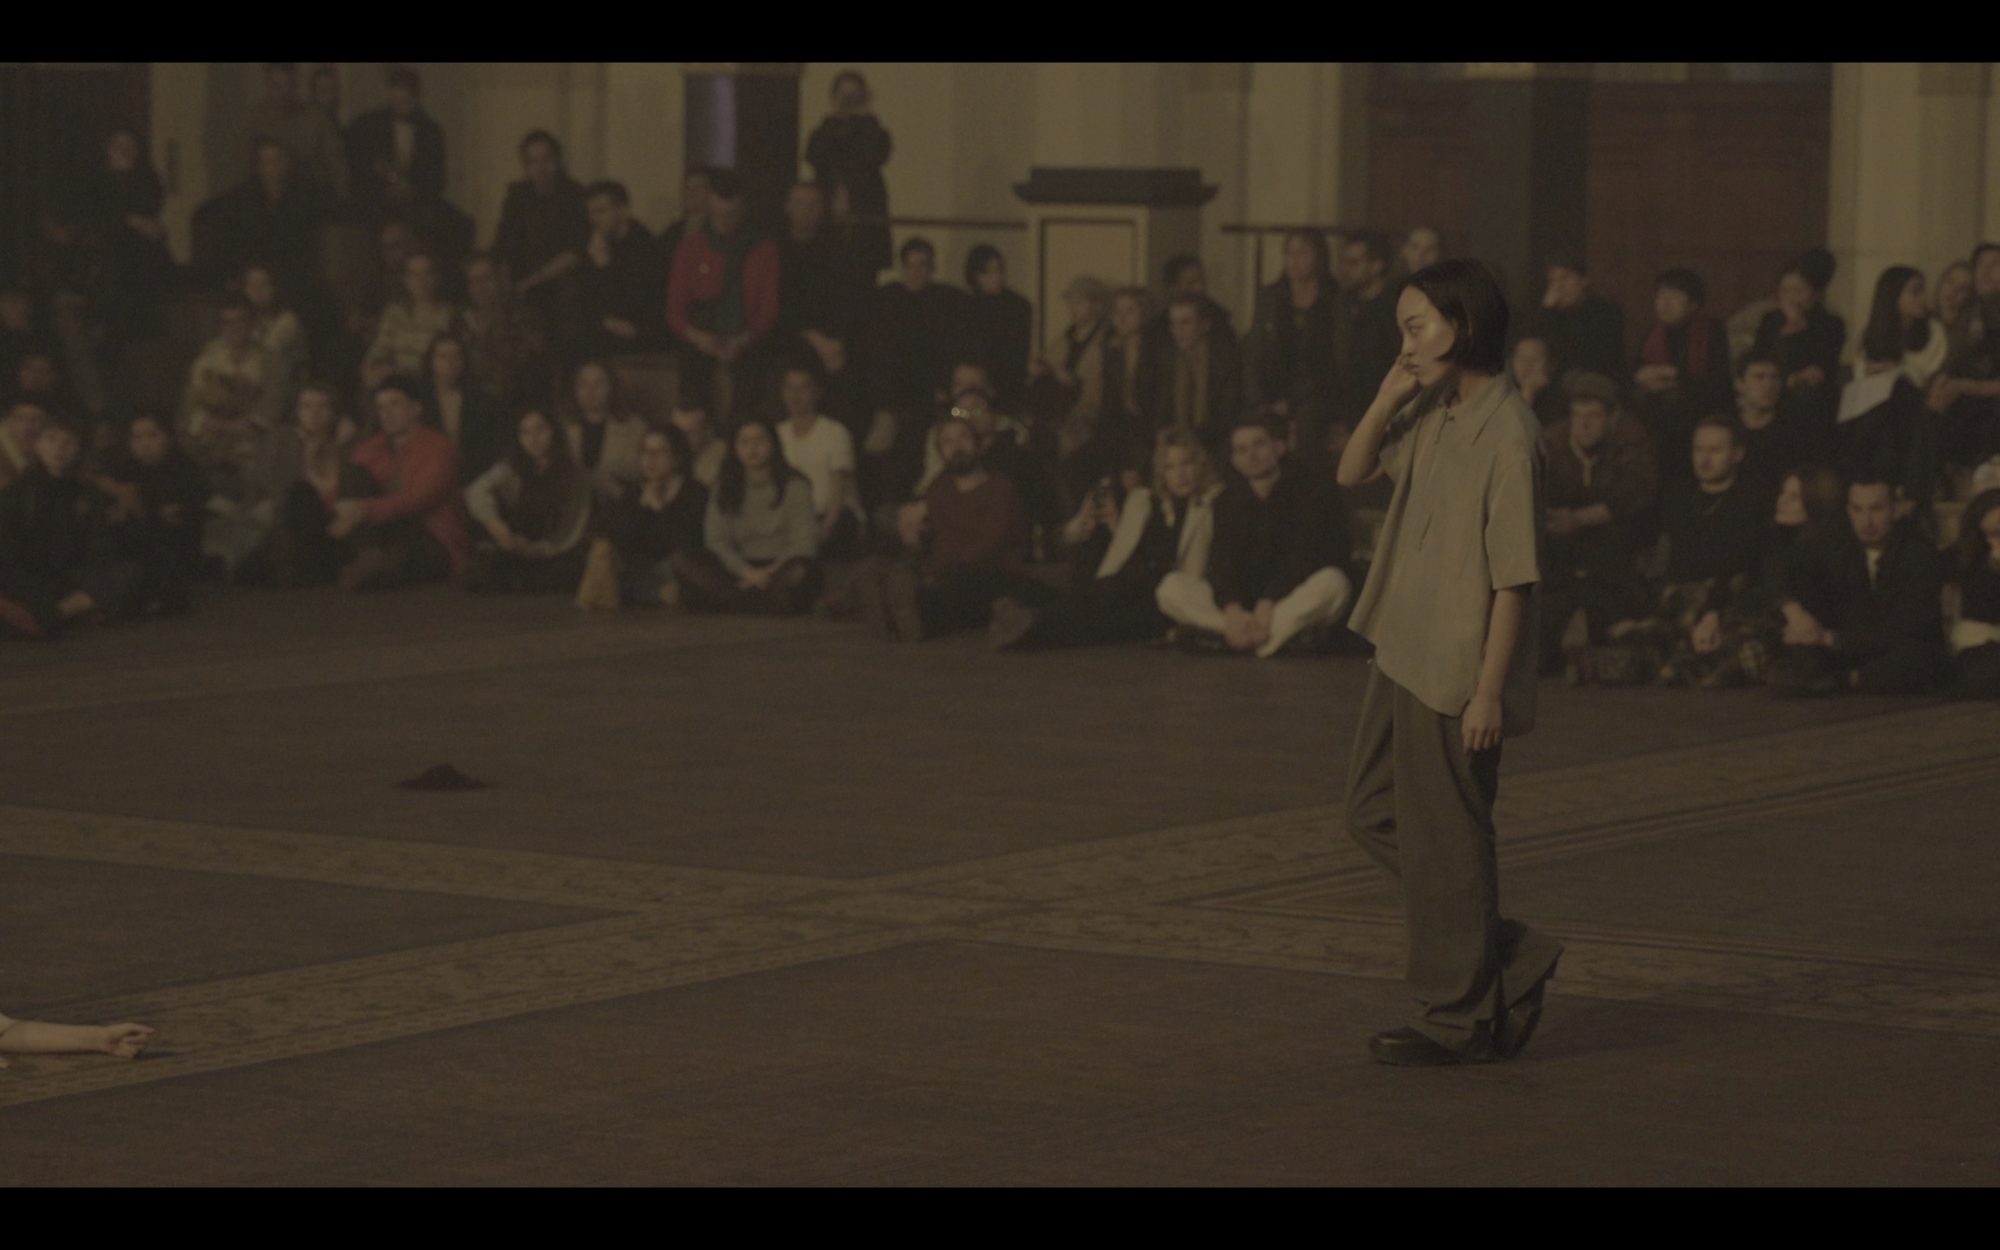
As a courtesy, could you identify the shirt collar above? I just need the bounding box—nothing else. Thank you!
[1442,372,1515,442]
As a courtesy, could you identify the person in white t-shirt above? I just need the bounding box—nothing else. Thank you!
[776,359,864,559]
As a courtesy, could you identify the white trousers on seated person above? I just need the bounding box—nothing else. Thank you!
[1155,567,1353,659]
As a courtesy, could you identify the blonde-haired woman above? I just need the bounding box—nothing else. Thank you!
[990,427,1219,650]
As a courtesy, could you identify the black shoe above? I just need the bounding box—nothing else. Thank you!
[1368,1025,1494,1067]
[1493,959,1558,1060]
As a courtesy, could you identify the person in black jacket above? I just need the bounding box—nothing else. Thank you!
[1155,411,1353,657]
[347,66,448,225]
[492,130,589,348]
[805,71,894,274]
[598,425,710,607]
[1769,473,1946,696]
[1530,252,1627,384]
[964,245,1033,414]
[0,422,158,635]
[1945,487,2000,698]
[96,411,210,594]
[577,180,669,358]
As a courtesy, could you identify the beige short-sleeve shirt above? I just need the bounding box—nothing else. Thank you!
[1348,374,1545,735]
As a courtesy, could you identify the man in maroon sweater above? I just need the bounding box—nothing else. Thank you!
[856,415,1054,640]
[665,170,780,425]
[331,376,471,591]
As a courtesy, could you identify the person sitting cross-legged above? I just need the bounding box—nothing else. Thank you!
[1155,410,1355,658]
[852,413,1056,642]
[991,426,1221,651]
[329,376,472,592]
[582,425,709,609]
[1768,473,1947,696]
[669,418,823,616]
[0,422,161,637]
[1598,416,1773,686]
[462,408,594,594]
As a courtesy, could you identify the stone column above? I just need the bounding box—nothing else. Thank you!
[1460,63,1593,307]
[1830,62,1994,329]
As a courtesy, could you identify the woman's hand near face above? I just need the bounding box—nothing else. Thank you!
[1377,355,1421,409]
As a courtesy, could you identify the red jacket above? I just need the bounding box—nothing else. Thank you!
[350,426,472,576]
[665,229,780,343]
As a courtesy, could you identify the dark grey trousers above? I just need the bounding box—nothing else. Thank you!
[1344,663,1565,1049]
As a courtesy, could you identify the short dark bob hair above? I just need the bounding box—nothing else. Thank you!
[1405,258,1509,376]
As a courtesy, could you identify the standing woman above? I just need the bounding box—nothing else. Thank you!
[805,71,893,275]
[1335,258,1564,1066]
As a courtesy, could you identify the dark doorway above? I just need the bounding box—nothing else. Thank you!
[0,63,153,277]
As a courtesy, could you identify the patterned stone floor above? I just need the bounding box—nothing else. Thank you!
[2,588,1995,1184]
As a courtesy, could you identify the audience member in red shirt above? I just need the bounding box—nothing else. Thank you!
[666,170,780,425]
[331,376,471,591]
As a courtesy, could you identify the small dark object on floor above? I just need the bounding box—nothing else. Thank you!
[398,764,490,792]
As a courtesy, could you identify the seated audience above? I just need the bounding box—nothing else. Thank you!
[563,360,648,503]
[329,377,471,592]
[12,348,85,428]
[462,250,549,408]
[1861,264,1949,390]
[1531,252,1627,383]
[1246,230,1337,447]
[1155,412,1354,659]
[587,425,709,609]
[1029,276,1116,508]
[671,418,821,615]
[1099,287,1153,470]
[244,62,347,198]
[181,299,284,489]
[1631,268,1734,496]
[775,360,864,560]
[365,253,463,384]
[241,264,307,396]
[1769,473,1946,696]
[964,245,1033,412]
[232,381,364,586]
[1508,334,1563,427]
[910,362,1040,515]
[1597,417,1771,686]
[1399,225,1443,280]
[992,427,1220,651]
[1752,254,1848,450]
[422,332,509,482]
[346,65,448,227]
[190,139,331,304]
[1945,487,2000,698]
[1140,293,1244,460]
[1935,259,1975,360]
[0,422,160,635]
[1735,349,1820,502]
[668,399,726,491]
[853,414,1049,641]
[464,408,594,594]
[659,167,713,270]
[859,236,969,462]
[776,181,865,418]
[96,411,210,595]
[666,170,779,423]
[493,130,589,344]
[579,180,669,358]
[1538,373,1658,675]
[1331,230,1402,437]
[1929,244,2000,480]
[0,398,49,493]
